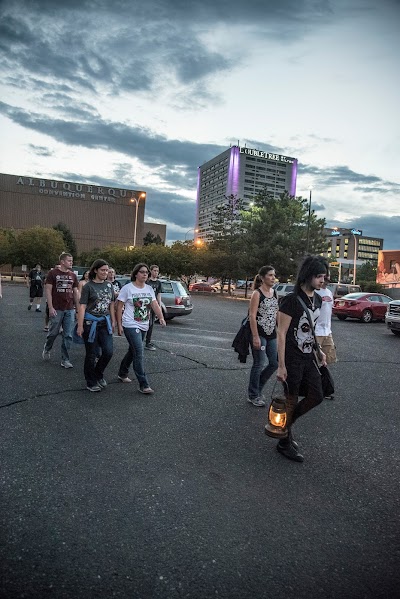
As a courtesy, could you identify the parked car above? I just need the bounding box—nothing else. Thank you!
[116,276,193,320]
[327,283,361,299]
[274,283,295,302]
[385,299,400,336]
[332,292,393,323]
[211,282,236,292]
[189,282,216,293]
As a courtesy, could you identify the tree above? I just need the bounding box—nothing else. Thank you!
[13,226,65,269]
[0,228,16,267]
[356,261,377,281]
[240,192,328,281]
[208,194,246,292]
[143,231,163,246]
[53,222,77,258]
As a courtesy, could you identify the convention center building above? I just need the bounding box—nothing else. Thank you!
[0,173,165,253]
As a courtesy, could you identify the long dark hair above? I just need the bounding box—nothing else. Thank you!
[131,263,150,281]
[88,259,108,281]
[80,270,89,281]
[294,255,329,293]
[253,265,275,290]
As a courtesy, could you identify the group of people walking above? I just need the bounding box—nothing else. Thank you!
[38,252,165,394]
[33,251,336,463]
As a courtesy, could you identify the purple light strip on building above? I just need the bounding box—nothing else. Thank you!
[290,159,298,196]
[226,146,240,196]
[195,167,201,230]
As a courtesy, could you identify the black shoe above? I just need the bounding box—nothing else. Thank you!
[28,305,32,310]
[287,430,299,451]
[277,442,304,462]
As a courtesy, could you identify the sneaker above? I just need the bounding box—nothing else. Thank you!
[28,305,32,310]
[35,308,41,312]
[61,360,73,369]
[325,395,335,400]
[87,385,102,392]
[139,386,154,395]
[118,375,132,383]
[97,378,107,388]
[145,343,156,351]
[42,348,51,361]
[43,326,49,332]
[247,397,266,407]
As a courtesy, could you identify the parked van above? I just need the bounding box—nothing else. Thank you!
[327,283,361,299]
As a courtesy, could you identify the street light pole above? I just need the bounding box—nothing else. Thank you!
[185,227,199,241]
[350,228,362,284]
[130,192,146,247]
[306,187,312,254]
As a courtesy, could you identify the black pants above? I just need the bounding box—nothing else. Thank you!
[284,357,324,431]
[145,311,155,345]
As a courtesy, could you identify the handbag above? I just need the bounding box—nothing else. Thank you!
[297,295,335,397]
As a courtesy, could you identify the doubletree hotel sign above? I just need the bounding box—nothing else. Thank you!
[15,176,144,204]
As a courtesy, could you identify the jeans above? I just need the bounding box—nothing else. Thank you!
[119,327,149,388]
[83,323,114,387]
[44,309,75,362]
[248,336,278,400]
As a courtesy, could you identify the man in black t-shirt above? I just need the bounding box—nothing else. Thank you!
[145,265,162,350]
[273,256,329,463]
[27,264,44,312]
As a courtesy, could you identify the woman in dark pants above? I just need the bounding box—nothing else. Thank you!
[275,256,329,462]
[77,259,116,392]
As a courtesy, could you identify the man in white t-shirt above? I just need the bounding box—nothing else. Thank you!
[315,276,336,399]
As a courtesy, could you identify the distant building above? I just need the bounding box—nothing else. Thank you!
[142,222,166,245]
[0,173,165,253]
[324,227,383,283]
[196,145,298,242]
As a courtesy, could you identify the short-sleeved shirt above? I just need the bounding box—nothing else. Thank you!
[29,269,43,286]
[255,289,279,339]
[118,283,156,331]
[315,287,334,336]
[80,280,115,317]
[45,268,78,311]
[146,278,162,300]
[279,289,322,360]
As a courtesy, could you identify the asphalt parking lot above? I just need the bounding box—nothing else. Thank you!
[1,285,399,599]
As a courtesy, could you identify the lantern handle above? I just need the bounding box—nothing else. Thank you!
[271,379,289,400]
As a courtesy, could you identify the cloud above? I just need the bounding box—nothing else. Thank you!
[27,144,53,157]
[300,163,400,194]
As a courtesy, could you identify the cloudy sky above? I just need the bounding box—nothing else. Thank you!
[0,0,399,247]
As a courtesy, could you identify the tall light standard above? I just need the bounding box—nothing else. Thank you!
[130,192,146,247]
[185,227,199,241]
[306,186,313,254]
[351,228,362,284]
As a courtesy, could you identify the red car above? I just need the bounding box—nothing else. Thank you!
[332,292,393,323]
[189,282,216,293]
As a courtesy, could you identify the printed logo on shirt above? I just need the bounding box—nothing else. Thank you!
[130,296,152,321]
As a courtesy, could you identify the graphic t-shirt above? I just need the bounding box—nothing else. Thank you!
[118,283,156,331]
[45,268,78,311]
[279,290,322,359]
[256,289,279,339]
[315,287,333,336]
[29,269,43,287]
[80,280,115,317]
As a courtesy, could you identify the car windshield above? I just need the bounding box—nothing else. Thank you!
[342,293,365,299]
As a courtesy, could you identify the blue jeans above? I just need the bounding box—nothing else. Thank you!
[44,309,75,362]
[83,323,114,387]
[119,327,149,388]
[248,336,278,400]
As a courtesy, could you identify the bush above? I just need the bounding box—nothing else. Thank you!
[357,280,383,293]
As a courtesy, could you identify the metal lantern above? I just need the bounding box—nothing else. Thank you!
[265,383,288,439]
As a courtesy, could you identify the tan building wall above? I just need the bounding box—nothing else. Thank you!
[0,173,147,253]
[143,222,167,245]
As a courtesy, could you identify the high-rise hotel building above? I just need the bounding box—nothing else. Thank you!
[196,145,298,241]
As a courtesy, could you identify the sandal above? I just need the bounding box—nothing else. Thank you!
[118,376,132,383]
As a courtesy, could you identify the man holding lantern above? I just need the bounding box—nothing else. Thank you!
[274,255,329,462]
